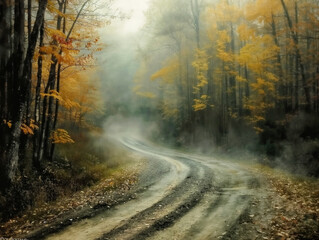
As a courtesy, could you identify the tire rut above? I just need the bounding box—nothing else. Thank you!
[96,157,214,240]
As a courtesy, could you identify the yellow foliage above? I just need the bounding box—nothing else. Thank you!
[30,119,39,130]
[251,77,276,95]
[40,45,63,63]
[21,124,34,135]
[216,30,234,64]
[214,0,242,23]
[245,0,281,24]
[47,0,67,19]
[161,102,179,119]
[238,24,256,42]
[51,129,75,144]
[193,49,209,94]
[60,46,78,65]
[20,120,39,135]
[266,72,279,82]
[193,95,210,111]
[41,90,64,101]
[57,67,103,125]
[3,119,12,128]
[236,75,247,83]
[218,51,233,63]
[151,57,179,83]
[193,101,207,111]
[136,91,156,99]
[237,35,279,74]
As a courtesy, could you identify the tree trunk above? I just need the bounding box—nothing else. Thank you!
[280,0,311,111]
[0,0,11,146]
[19,0,34,171]
[0,1,12,191]
[271,13,286,112]
[44,0,88,161]
[229,23,236,111]
[190,0,200,48]
[294,2,299,111]
[32,21,45,170]
[42,0,64,161]
[6,0,48,184]
[6,0,25,183]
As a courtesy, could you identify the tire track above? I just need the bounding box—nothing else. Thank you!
[96,157,214,240]
[44,137,265,240]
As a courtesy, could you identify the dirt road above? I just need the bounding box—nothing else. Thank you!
[45,137,269,240]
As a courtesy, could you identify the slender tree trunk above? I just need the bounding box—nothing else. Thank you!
[6,0,48,184]
[229,23,236,111]
[190,0,200,48]
[19,0,34,171]
[33,21,45,170]
[280,0,311,111]
[238,67,243,116]
[38,81,50,163]
[294,2,299,111]
[271,13,286,112]
[50,65,61,161]
[244,65,249,99]
[6,0,25,183]
[44,0,88,161]
[289,53,294,111]
[50,0,68,160]
[43,60,57,160]
[0,0,11,148]
[0,1,11,190]
[42,0,64,161]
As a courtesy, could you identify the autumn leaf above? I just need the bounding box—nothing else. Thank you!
[50,129,75,144]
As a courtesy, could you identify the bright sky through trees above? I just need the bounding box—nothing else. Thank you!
[113,0,149,33]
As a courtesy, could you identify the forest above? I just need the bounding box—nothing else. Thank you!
[133,0,319,174]
[0,0,110,219]
[0,0,319,239]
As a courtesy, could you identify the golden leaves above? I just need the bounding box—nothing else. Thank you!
[20,120,39,135]
[21,124,34,135]
[46,28,66,41]
[237,35,279,73]
[50,129,75,144]
[193,49,209,95]
[236,75,247,83]
[41,90,63,101]
[3,119,12,128]
[193,95,211,112]
[237,24,255,42]
[245,0,281,24]
[213,0,242,23]
[151,57,179,83]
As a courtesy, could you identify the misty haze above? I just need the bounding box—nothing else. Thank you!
[0,0,319,239]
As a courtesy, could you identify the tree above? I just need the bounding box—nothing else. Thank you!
[1,0,48,186]
[0,0,111,191]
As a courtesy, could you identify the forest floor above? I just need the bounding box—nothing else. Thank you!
[247,163,319,240]
[0,152,146,239]
[1,140,319,239]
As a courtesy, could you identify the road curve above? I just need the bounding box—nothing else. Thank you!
[45,137,264,240]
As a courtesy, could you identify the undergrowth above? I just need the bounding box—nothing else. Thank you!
[0,130,127,222]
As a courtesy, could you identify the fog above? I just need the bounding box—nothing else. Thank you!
[94,1,149,117]
[93,0,319,177]
[1,1,318,238]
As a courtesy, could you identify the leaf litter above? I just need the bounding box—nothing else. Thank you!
[0,162,142,238]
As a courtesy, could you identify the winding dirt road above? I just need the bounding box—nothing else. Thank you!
[45,137,268,240]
